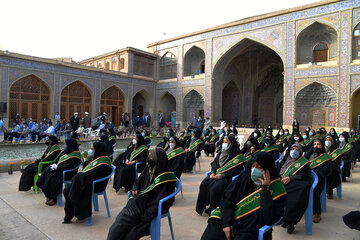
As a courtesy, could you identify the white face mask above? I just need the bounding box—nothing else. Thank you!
[88,149,94,158]
[141,133,145,137]
[169,143,175,149]
[222,143,229,150]
[285,132,289,135]
[132,139,137,145]
[290,149,300,159]
[339,137,345,142]
[309,132,314,136]
[279,132,283,136]
[303,135,307,140]
[325,140,332,147]
[294,136,299,141]
[254,133,258,138]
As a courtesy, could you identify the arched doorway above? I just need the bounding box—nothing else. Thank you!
[132,90,152,118]
[351,88,360,129]
[9,75,50,125]
[183,46,205,76]
[212,38,284,128]
[295,82,336,129]
[60,81,92,121]
[159,92,176,122]
[222,80,241,123]
[183,90,204,122]
[101,86,125,125]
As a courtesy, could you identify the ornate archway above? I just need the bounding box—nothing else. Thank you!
[101,86,125,125]
[183,90,204,122]
[60,81,92,121]
[159,92,176,121]
[9,75,50,125]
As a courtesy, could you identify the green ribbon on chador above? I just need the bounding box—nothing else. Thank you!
[57,151,81,165]
[190,139,202,150]
[282,157,309,178]
[216,154,247,174]
[82,156,112,172]
[210,178,287,220]
[180,132,191,141]
[128,172,177,200]
[348,136,359,143]
[109,136,116,141]
[310,153,332,169]
[45,144,61,159]
[130,145,148,161]
[257,133,266,143]
[329,143,353,161]
[276,135,287,144]
[167,147,185,160]
[210,133,220,143]
[261,145,279,153]
[300,136,316,147]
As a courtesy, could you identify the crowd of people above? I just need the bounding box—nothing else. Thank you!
[15,115,360,239]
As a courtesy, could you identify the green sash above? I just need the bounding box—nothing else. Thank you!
[190,139,202,150]
[300,136,316,147]
[44,144,61,159]
[310,153,332,169]
[76,140,81,145]
[282,157,309,178]
[109,136,116,141]
[261,145,279,153]
[82,156,112,172]
[210,178,286,220]
[210,133,219,143]
[57,151,81,165]
[276,135,287,144]
[180,132,191,141]
[167,147,185,160]
[130,145,148,161]
[330,143,353,161]
[348,136,359,143]
[128,172,177,200]
[257,133,266,143]
[216,154,247,174]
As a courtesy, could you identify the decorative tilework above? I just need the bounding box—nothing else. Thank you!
[296,13,339,36]
[351,65,360,73]
[338,10,351,127]
[295,67,338,77]
[183,87,204,99]
[157,82,177,88]
[285,22,295,125]
[353,8,360,26]
[60,74,96,95]
[2,67,7,102]
[205,39,212,118]
[54,74,60,113]
[182,79,205,86]
[8,67,54,90]
[351,75,360,95]
[328,106,336,126]
[295,77,337,95]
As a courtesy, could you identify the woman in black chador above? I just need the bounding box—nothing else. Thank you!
[19,135,61,191]
[62,142,112,223]
[196,135,242,215]
[183,129,204,172]
[99,134,114,157]
[164,137,185,179]
[112,133,148,192]
[107,147,177,240]
[201,152,287,240]
[278,143,312,233]
[37,138,82,206]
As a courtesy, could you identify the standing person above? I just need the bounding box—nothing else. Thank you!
[125,114,130,127]
[192,116,198,128]
[146,113,151,128]
[107,148,177,240]
[70,112,80,132]
[54,112,61,123]
[13,113,20,126]
[0,117,3,135]
[83,112,91,129]
[158,113,165,129]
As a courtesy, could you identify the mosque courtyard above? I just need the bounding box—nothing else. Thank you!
[1,147,360,240]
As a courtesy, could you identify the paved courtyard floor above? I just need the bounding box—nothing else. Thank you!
[1,153,360,240]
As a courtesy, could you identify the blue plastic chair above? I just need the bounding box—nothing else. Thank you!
[57,160,83,207]
[337,160,344,199]
[320,177,327,213]
[258,170,318,238]
[87,165,115,226]
[275,152,282,166]
[135,162,145,180]
[149,178,181,240]
[109,150,115,158]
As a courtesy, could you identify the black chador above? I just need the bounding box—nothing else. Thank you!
[37,138,82,205]
[63,142,112,223]
[164,137,185,179]
[112,133,148,192]
[196,135,242,215]
[107,147,177,240]
[201,152,286,240]
[203,128,219,157]
[183,129,204,172]
[19,135,61,191]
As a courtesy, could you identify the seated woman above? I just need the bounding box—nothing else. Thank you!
[196,135,242,215]
[107,147,177,240]
[164,137,185,179]
[201,152,287,240]
[259,132,280,161]
[19,135,61,191]
[324,135,341,199]
[278,143,311,233]
[62,142,112,223]
[37,138,82,206]
[304,139,332,223]
[339,132,355,182]
[203,128,219,157]
[183,129,204,172]
[113,133,148,192]
[109,128,117,147]
[99,134,114,158]
[141,129,152,148]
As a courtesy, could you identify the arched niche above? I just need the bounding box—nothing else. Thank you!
[159,92,176,121]
[183,90,204,122]
[183,46,205,77]
[101,86,125,125]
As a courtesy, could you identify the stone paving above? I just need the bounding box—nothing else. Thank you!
[1,152,360,240]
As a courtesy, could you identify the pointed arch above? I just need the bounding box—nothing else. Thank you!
[352,21,360,60]
[183,89,204,122]
[159,91,176,122]
[132,89,154,118]
[60,81,92,120]
[183,46,205,76]
[101,86,126,125]
[222,80,241,123]
[9,74,50,125]
[160,51,177,79]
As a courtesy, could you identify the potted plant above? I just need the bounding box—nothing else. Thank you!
[8,162,15,175]
[20,161,26,173]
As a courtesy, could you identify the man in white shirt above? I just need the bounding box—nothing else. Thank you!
[38,122,55,141]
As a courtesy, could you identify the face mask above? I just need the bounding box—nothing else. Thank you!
[339,137,345,142]
[88,149,94,158]
[306,128,310,132]
[191,136,195,140]
[294,136,299,141]
[290,149,300,159]
[279,132,283,136]
[169,143,175,149]
[212,132,215,135]
[254,133,258,138]
[222,142,229,150]
[141,133,145,137]
[303,135,307,140]
[325,140,332,147]
[251,168,263,186]
[132,139,137,145]
[309,132,314,136]
[285,132,289,135]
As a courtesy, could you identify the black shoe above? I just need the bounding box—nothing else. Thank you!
[195,209,203,216]
[281,222,288,228]
[62,220,71,224]
[204,208,211,215]
[287,224,295,234]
